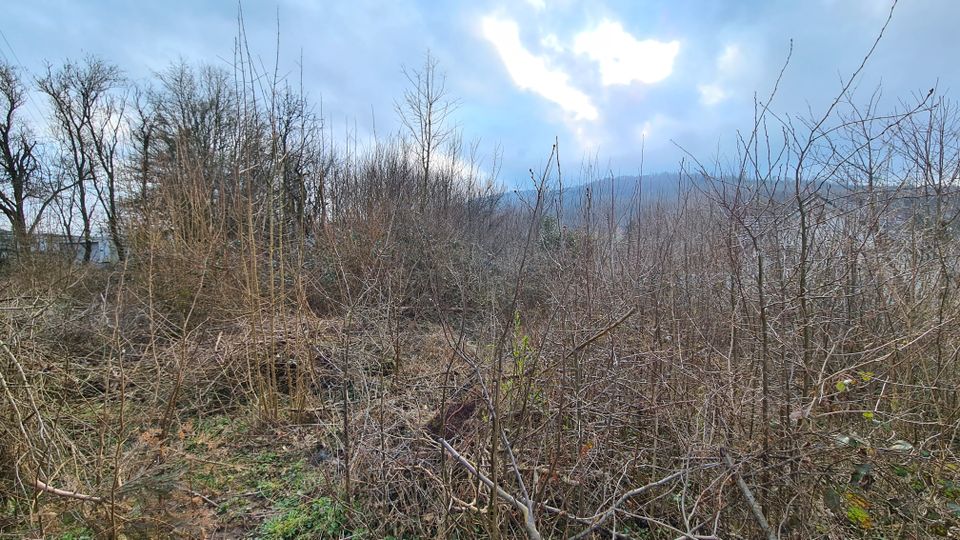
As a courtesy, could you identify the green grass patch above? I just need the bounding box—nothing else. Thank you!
[259,497,353,540]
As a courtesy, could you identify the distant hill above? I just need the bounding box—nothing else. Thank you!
[501,172,696,223]
[500,173,871,225]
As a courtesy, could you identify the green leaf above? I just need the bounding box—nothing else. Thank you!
[892,465,910,477]
[947,502,960,518]
[851,463,873,486]
[846,503,872,529]
[823,488,843,512]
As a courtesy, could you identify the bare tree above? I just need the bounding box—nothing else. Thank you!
[395,50,458,210]
[126,88,158,213]
[39,57,123,262]
[0,62,59,251]
[86,76,128,260]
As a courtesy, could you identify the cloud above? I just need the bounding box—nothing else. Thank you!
[402,144,493,185]
[698,83,728,106]
[540,33,564,53]
[480,15,598,120]
[12,0,960,185]
[637,113,679,141]
[573,20,680,86]
[698,44,743,106]
[717,44,742,74]
[524,0,546,10]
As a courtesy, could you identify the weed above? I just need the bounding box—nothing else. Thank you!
[259,497,352,540]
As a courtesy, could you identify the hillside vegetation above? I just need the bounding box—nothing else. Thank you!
[2,31,960,540]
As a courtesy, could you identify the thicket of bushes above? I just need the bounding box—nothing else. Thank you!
[2,18,960,540]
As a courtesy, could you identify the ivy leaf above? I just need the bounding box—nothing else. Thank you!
[851,463,874,489]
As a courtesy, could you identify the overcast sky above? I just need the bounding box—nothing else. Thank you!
[3,0,958,186]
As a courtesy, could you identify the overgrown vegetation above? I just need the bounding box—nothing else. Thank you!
[2,6,960,539]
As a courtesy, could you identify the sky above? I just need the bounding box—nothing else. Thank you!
[3,0,959,187]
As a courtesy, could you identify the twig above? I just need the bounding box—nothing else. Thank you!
[185,487,219,508]
[566,469,686,540]
[565,306,638,360]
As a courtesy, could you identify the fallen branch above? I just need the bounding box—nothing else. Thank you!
[32,478,103,503]
[721,449,776,540]
[566,469,686,540]
[438,437,542,540]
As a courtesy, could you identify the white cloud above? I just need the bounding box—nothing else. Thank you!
[698,44,743,106]
[569,122,601,150]
[717,44,742,74]
[540,33,564,53]
[636,113,680,142]
[524,0,546,10]
[480,15,599,121]
[698,83,728,106]
[573,20,680,86]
